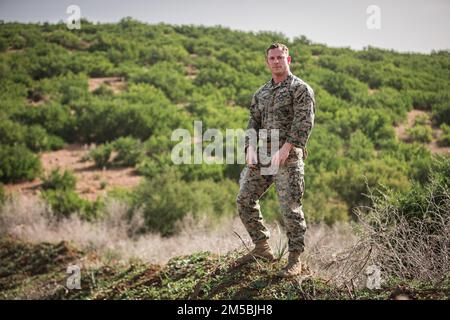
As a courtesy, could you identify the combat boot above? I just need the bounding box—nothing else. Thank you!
[278,251,302,277]
[236,239,275,265]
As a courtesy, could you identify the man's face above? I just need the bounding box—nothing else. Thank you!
[266,47,291,76]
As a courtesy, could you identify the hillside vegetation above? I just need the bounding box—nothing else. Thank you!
[1,237,448,300]
[0,20,449,299]
[1,18,449,229]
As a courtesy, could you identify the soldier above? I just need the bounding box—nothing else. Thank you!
[236,43,315,277]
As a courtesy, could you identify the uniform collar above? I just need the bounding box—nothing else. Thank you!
[270,72,293,89]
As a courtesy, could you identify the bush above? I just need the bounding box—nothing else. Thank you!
[432,101,450,126]
[320,72,367,101]
[17,102,76,141]
[87,138,144,168]
[136,154,172,180]
[88,143,113,168]
[0,118,25,145]
[129,62,193,103]
[0,144,42,183]
[42,189,101,220]
[24,125,51,152]
[143,135,175,157]
[406,125,433,143]
[438,124,450,147]
[133,169,237,236]
[332,158,411,211]
[111,136,143,167]
[46,135,66,151]
[345,130,374,161]
[47,30,82,50]
[42,169,76,191]
[10,35,26,49]
[27,43,72,79]
[0,38,7,52]
[74,84,189,143]
[303,190,350,225]
[414,114,431,126]
[354,165,450,281]
[25,125,65,152]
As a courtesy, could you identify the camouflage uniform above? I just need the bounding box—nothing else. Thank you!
[237,72,315,253]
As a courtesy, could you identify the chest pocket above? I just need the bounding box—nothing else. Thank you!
[274,89,292,107]
[274,89,293,122]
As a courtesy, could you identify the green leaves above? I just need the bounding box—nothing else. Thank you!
[0,20,449,233]
[0,144,42,183]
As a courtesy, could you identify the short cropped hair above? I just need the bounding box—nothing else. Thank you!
[265,43,289,58]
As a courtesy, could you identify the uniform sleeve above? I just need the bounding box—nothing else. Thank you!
[244,93,261,152]
[286,84,315,149]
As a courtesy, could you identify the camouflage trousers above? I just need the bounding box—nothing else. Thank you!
[236,160,307,253]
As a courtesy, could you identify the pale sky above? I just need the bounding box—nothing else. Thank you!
[1,0,449,53]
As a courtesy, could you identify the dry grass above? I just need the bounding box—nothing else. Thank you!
[355,188,450,283]
[0,195,357,275]
[10,192,445,291]
[313,181,450,289]
[9,189,445,289]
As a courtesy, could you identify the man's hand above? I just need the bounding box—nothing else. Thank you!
[271,142,293,167]
[246,145,258,167]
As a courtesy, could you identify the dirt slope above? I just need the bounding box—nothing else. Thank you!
[0,237,448,300]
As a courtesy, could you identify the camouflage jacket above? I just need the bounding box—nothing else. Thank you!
[245,72,315,157]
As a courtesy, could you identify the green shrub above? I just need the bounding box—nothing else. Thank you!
[0,144,42,183]
[320,72,367,101]
[24,125,50,152]
[47,30,82,50]
[332,158,411,210]
[372,155,449,226]
[129,62,193,102]
[42,189,102,220]
[143,135,175,156]
[406,125,433,143]
[358,160,449,281]
[438,124,450,147]
[414,114,431,126]
[133,169,237,236]
[24,125,65,152]
[10,35,26,49]
[345,130,374,161]
[179,163,225,182]
[0,38,7,52]
[409,90,440,110]
[136,154,172,180]
[106,187,134,206]
[42,169,76,191]
[432,101,450,126]
[46,134,66,150]
[42,189,84,218]
[303,190,350,225]
[92,83,114,96]
[111,136,143,167]
[0,119,25,145]
[17,102,76,141]
[88,144,113,168]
